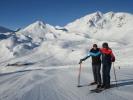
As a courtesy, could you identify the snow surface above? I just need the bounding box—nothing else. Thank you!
[0,11,133,100]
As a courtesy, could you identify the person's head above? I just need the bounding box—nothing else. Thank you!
[93,44,98,50]
[102,42,109,49]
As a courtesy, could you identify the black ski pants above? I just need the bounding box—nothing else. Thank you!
[92,63,101,85]
[102,63,112,87]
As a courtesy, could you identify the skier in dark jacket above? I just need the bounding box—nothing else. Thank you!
[100,42,115,89]
[79,44,102,89]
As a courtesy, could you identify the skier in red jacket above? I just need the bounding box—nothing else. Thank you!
[100,42,115,89]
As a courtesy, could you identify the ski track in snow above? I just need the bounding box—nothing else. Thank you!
[0,65,133,100]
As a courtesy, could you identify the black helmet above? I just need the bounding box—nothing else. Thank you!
[102,42,109,48]
[93,44,98,48]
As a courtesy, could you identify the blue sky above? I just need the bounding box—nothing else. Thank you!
[0,0,133,29]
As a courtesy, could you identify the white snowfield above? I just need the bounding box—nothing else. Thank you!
[0,11,133,100]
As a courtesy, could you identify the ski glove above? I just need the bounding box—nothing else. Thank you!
[79,59,83,64]
[79,56,90,64]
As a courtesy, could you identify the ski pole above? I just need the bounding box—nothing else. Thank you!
[113,62,118,87]
[77,63,82,87]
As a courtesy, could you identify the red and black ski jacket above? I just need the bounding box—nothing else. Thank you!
[100,48,115,64]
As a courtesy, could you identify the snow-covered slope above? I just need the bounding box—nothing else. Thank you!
[0,11,133,100]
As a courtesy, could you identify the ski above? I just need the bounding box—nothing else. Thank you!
[77,84,92,87]
[77,83,97,88]
[89,84,116,93]
[90,88,105,93]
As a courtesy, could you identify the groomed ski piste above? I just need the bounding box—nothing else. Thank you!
[0,11,133,100]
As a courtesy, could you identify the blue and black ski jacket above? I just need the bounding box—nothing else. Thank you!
[82,48,101,64]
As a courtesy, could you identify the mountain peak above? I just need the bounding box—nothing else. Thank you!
[29,20,46,28]
[84,11,103,19]
[91,11,103,16]
[23,20,46,32]
[33,20,46,26]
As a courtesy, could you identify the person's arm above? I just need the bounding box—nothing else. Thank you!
[80,51,101,61]
[89,51,101,56]
[79,52,91,64]
[81,56,90,61]
[79,56,90,64]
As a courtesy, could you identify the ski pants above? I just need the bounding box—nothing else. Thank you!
[92,63,101,85]
[102,63,112,87]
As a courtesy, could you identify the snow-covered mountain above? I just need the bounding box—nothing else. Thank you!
[14,11,133,45]
[0,11,133,62]
[0,11,133,61]
[65,11,133,44]
[17,21,56,42]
